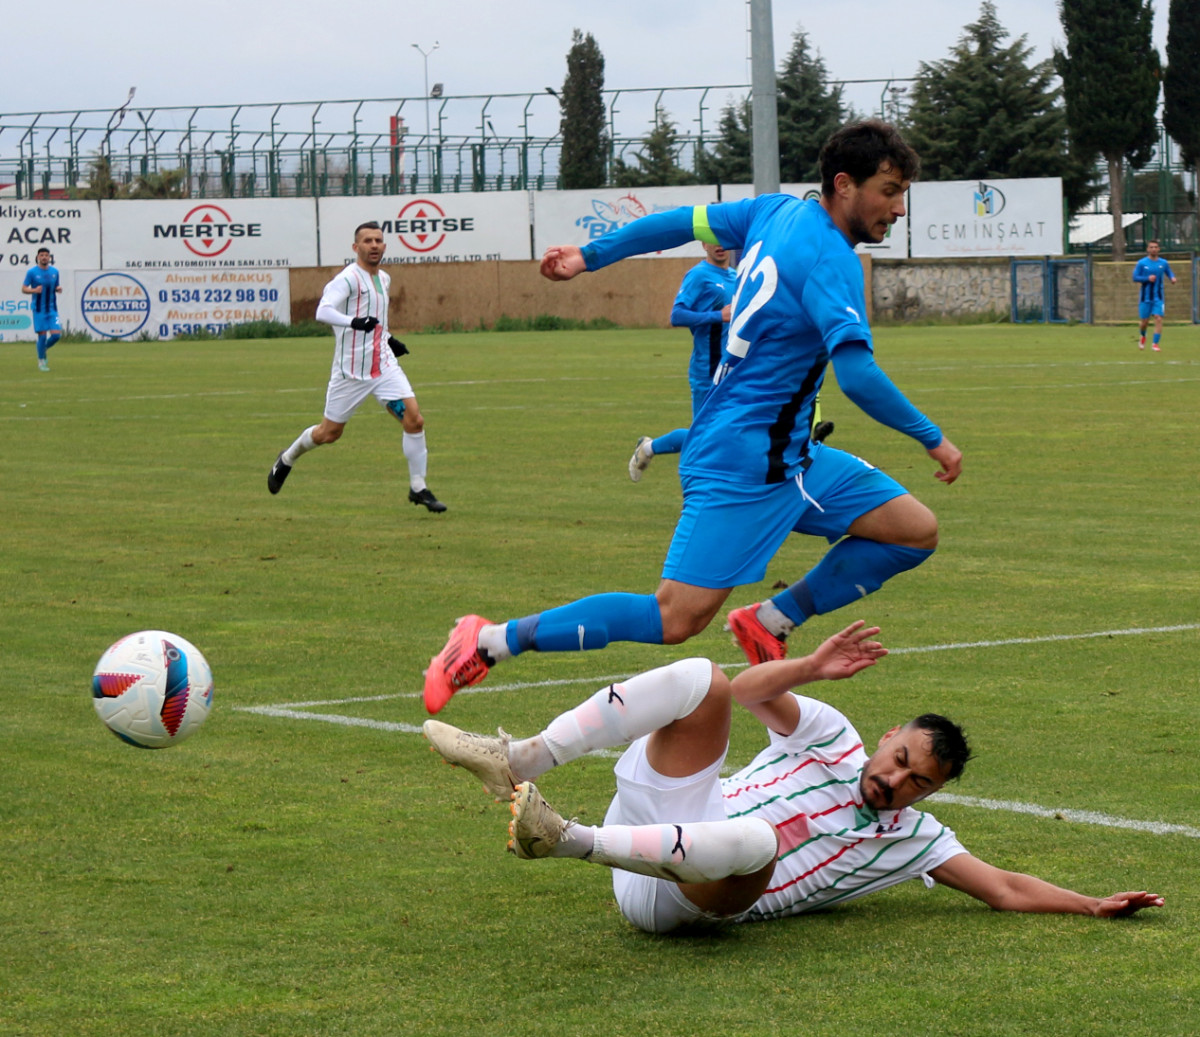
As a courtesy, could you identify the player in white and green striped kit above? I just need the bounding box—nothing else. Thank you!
[267,221,446,512]
[425,622,1162,933]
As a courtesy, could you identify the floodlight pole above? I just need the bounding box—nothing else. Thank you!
[748,0,779,196]
[411,42,439,145]
[103,86,137,165]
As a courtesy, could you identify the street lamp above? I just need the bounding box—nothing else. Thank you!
[103,87,137,158]
[411,41,440,143]
[100,87,137,195]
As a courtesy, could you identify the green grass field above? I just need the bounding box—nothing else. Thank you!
[2,323,1198,1036]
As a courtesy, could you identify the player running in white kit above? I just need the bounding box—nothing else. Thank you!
[267,221,446,512]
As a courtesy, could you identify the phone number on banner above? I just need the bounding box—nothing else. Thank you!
[78,269,291,340]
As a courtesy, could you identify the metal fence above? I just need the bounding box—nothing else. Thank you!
[0,88,749,199]
[0,80,917,200]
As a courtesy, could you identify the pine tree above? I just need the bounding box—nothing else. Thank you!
[775,29,848,183]
[697,96,753,185]
[612,107,698,187]
[557,30,609,190]
[1055,0,1161,259]
[698,25,847,188]
[1163,0,1200,236]
[906,2,1098,212]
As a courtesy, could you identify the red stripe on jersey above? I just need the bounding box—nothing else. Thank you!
[764,837,866,894]
[724,742,863,801]
[370,325,382,377]
[351,278,363,377]
[775,812,811,854]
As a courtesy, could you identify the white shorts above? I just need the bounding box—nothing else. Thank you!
[604,735,730,933]
[323,366,414,424]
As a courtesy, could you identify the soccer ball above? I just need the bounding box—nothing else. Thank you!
[92,630,214,749]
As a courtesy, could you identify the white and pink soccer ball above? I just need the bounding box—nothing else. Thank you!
[92,630,214,748]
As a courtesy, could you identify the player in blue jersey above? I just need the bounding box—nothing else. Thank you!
[424,119,963,715]
[628,242,737,482]
[1132,240,1176,352]
[22,248,62,371]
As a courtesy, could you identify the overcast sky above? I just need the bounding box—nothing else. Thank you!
[5,0,1172,139]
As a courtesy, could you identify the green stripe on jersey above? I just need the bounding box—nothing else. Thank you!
[692,205,719,245]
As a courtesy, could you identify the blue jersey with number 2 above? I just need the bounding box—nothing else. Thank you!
[694,196,871,483]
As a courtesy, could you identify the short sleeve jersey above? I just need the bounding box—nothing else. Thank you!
[721,695,967,922]
[23,265,60,317]
[674,260,739,392]
[319,263,395,381]
[691,196,873,484]
[1132,257,1175,304]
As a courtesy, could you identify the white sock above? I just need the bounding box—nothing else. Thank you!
[550,822,596,859]
[476,623,512,663]
[282,426,318,465]
[589,818,777,882]
[403,431,427,491]
[541,658,712,766]
[508,735,556,782]
[755,599,795,637]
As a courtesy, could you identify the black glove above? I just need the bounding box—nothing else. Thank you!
[349,315,379,332]
[388,336,409,357]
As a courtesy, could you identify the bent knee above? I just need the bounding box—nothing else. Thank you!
[908,514,939,551]
[659,613,714,644]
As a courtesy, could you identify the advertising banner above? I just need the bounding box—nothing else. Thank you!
[910,178,1063,257]
[75,268,290,340]
[720,183,909,258]
[318,193,532,265]
[0,200,99,341]
[533,186,721,259]
[100,198,318,269]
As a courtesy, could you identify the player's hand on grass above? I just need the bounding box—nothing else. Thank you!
[810,620,887,681]
[388,336,409,357]
[1092,891,1164,918]
[540,245,587,281]
[350,315,379,332]
[929,436,963,484]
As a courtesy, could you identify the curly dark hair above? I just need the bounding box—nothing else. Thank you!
[819,119,920,197]
[908,714,972,781]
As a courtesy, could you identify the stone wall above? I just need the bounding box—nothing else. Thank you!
[871,258,1011,322]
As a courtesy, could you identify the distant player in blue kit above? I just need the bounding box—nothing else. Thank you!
[22,248,62,371]
[1132,240,1176,352]
[424,119,962,714]
[627,241,738,482]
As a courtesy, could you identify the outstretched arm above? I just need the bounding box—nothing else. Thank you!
[540,205,719,281]
[930,853,1163,918]
[730,621,886,734]
[831,341,961,484]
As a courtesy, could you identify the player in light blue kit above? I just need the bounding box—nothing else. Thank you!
[424,119,963,714]
[1132,240,1176,352]
[22,248,62,371]
[627,241,737,482]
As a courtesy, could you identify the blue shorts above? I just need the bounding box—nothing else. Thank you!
[33,312,62,334]
[662,442,909,589]
[689,382,712,420]
[1139,300,1165,320]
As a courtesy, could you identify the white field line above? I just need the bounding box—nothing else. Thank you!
[4,363,1200,414]
[235,622,1200,840]
[928,793,1200,840]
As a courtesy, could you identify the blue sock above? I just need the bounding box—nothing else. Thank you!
[36,335,47,360]
[771,538,934,624]
[651,428,688,456]
[506,593,664,655]
[1153,333,1161,346]
[44,333,61,351]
